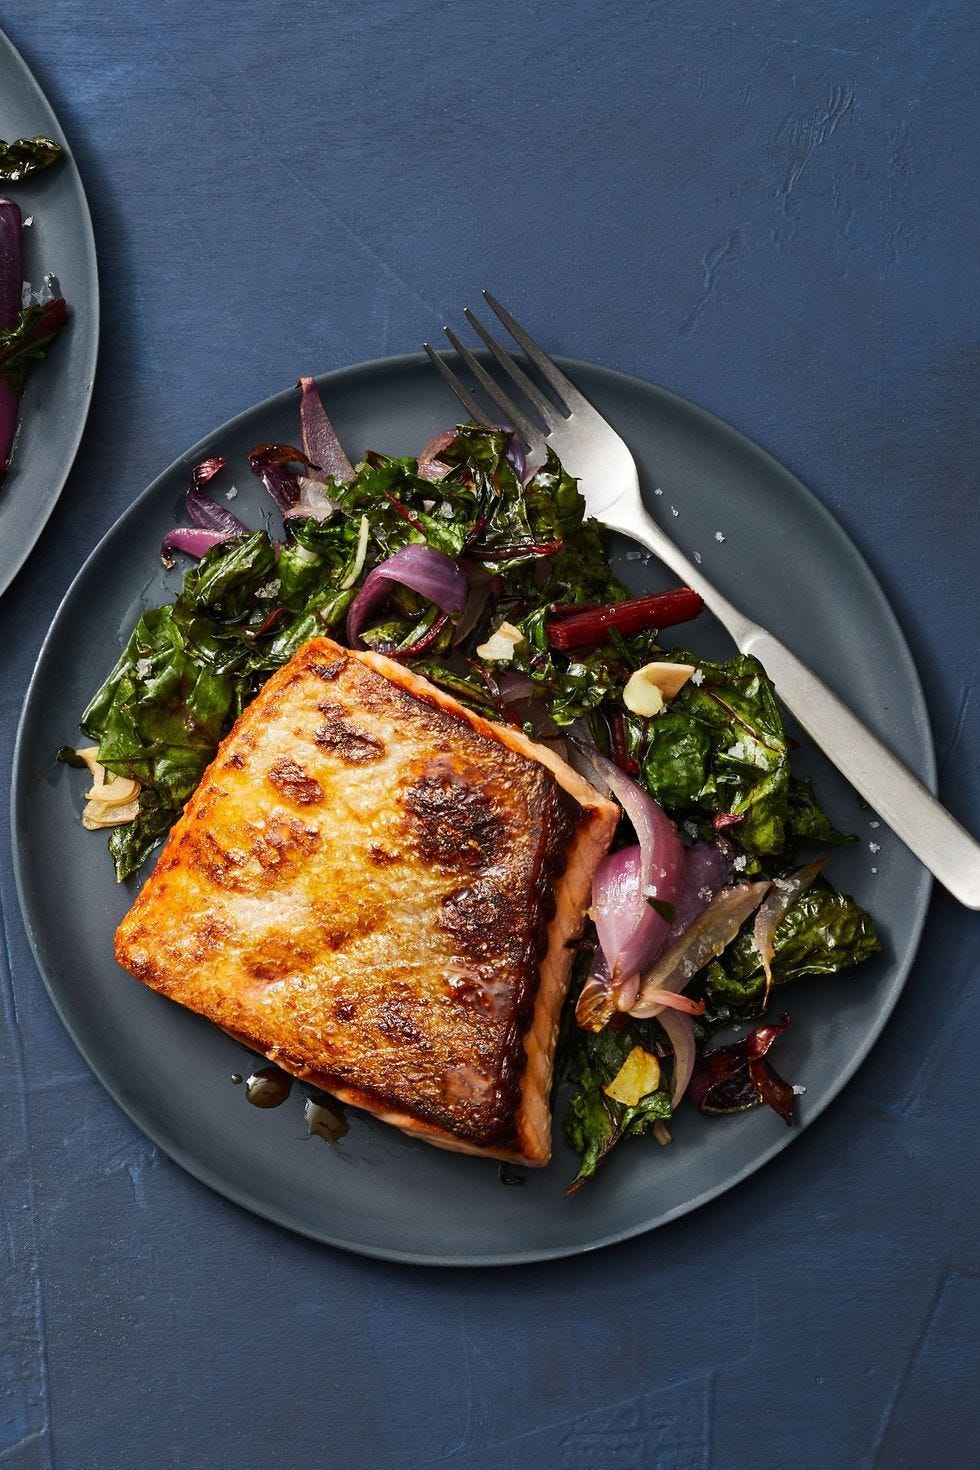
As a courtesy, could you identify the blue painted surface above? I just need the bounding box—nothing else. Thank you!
[1,2,976,1465]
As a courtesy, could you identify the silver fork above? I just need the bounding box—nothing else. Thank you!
[424,291,980,908]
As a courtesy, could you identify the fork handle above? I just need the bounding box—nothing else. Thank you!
[614,512,980,908]
[744,629,980,909]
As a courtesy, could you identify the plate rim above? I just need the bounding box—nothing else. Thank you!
[10,351,935,1266]
[0,26,101,597]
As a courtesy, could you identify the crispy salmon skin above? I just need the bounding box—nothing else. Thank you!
[114,637,618,1164]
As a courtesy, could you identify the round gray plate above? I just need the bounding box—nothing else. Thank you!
[0,29,99,597]
[12,354,934,1266]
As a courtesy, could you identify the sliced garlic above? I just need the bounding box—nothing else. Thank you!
[623,660,697,716]
[475,621,524,662]
[623,677,664,718]
[603,1044,662,1107]
[84,769,140,806]
[82,796,140,830]
[75,746,103,777]
[71,747,141,828]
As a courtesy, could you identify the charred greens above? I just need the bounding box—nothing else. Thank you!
[0,136,62,183]
[703,880,880,1018]
[0,298,69,393]
[564,1022,672,1192]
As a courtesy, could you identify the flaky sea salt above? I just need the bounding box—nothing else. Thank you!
[869,820,880,829]
[670,505,680,517]
[869,841,880,854]
[871,867,878,875]
[690,668,704,686]
[733,855,747,871]
[693,551,703,564]
[654,487,663,496]
[225,485,239,499]
[714,530,726,543]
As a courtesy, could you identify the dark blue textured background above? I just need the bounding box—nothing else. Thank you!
[2,3,977,1466]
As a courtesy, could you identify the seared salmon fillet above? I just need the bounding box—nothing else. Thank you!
[114,637,618,1164]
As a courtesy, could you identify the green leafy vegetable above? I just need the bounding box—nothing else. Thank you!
[642,652,845,857]
[704,880,881,1015]
[56,745,86,768]
[108,785,184,882]
[563,1022,672,1191]
[81,534,295,878]
[788,776,854,847]
[0,136,62,182]
[0,298,68,394]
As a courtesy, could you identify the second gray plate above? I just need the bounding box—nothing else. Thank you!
[0,29,99,597]
[12,353,933,1265]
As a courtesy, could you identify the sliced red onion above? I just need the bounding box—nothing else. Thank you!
[498,685,560,739]
[417,460,451,483]
[192,456,225,486]
[498,673,536,704]
[689,1014,794,1124]
[451,564,494,647]
[0,195,23,476]
[298,376,354,484]
[186,491,246,536]
[504,431,526,482]
[592,846,672,993]
[160,527,228,564]
[578,840,731,1034]
[416,429,455,482]
[418,429,455,460]
[186,459,248,538]
[282,475,342,523]
[0,210,62,480]
[585,751,684,982]
[345,544,467,648]
[639,989,705,1015]
[754,858,825,1004]
[659,1008,696,1109]
[0,197,21,325]
[486,422,528,482]
[248,443,311,512]
[630,880,772,1019]
[663,842,734,946]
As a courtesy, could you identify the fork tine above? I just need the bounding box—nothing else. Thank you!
[442,327,544,449]
[422,343,487,425]
[462,308,564,431]
[482,290,591,415]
